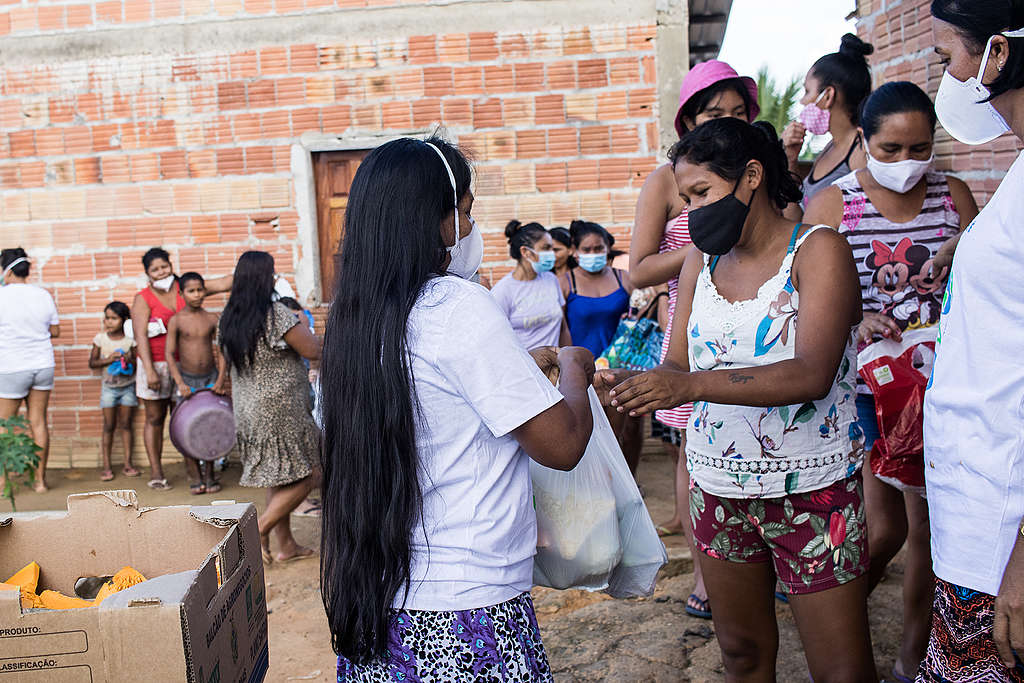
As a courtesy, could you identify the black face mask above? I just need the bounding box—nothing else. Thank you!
[688,178,755,255]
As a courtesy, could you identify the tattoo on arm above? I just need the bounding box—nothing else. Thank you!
[728,372,754,384]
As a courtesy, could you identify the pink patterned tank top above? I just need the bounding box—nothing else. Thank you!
[655,210,694,430]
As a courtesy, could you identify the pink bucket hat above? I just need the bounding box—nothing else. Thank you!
[674,60,760,138]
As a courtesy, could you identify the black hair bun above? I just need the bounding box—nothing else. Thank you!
[504,219,523,241]
[752,120,781,144]
[839,33,874,61]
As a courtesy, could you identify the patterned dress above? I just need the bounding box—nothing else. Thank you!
[337,593,552,682]
[918,579,1024,682]
[230,302,319,488]
[654,210,694,430]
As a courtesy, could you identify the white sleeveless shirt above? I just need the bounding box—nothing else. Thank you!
[685,225,864,499]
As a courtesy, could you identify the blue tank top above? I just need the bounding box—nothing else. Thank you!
[565,269,630,357]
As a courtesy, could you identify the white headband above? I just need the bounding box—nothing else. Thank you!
[424,142,459,247]
[1,257,28,278]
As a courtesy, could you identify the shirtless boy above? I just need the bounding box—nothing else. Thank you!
[167,272,228,495]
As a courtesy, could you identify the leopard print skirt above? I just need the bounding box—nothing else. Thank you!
[337,593,553,682]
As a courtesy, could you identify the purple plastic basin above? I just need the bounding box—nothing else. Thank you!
[169,389,236,461]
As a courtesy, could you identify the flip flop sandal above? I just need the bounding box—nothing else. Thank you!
[189,482,206,495]
[205,481,223,495]
[122,467,141,478]
[147,478,173,491]
[656,525,681,538]
[100,470,115,482]
[684,593,712,620]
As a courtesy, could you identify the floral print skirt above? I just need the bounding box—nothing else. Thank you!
[917,578,1024,682]
[337,593,553,682]
[690,474,868,595]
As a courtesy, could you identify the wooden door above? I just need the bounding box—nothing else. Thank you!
[313,150,367,300]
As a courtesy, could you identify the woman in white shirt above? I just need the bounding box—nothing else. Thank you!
[0,248,60,493]
[920,3,1024,680]
[490,220,571,350]
[319,137,595,681]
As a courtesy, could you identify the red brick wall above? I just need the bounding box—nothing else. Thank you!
[0,3,660,467]
[856,0,1023,205]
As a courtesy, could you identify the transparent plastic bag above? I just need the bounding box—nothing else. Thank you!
[587,388,668,598]
[531,403,622,591]
[531,388,667,594]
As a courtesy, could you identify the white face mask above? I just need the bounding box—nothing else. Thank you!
[866,150,933,194]
[449,216,484,280]
[935,29,1024,145]
[152,274,175,291]
[424,142,483,280]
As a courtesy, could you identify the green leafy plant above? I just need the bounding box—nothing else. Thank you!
[0,415,41,512]
[755,66,802,135]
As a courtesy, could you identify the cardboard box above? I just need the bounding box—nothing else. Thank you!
[0,490,269,683]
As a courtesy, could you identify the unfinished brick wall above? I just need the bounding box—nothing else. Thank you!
[856,0,1023,205]
[0,0,496,35]
[0,2,661,468]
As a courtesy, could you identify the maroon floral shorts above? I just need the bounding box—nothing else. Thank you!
[689,474,868,595]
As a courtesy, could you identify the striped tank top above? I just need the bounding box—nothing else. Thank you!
[835,170,960,332]
[654,210,694,430]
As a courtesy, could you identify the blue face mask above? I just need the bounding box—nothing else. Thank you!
[578,253,607,273]
[530,250,556,273]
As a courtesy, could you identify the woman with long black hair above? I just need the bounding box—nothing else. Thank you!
[319,136,595,681]
[218,250,322,564]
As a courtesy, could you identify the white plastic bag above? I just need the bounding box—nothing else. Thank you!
[592,388,668,598]
[531,405,622,590]
[531,387,667,595]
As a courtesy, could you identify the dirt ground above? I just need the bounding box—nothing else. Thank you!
[8,442,906,682]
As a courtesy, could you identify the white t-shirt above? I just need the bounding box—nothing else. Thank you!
[924,151,1024,596]
[0,284,59,373]
[403,276,563,611]
[489,271,565,351]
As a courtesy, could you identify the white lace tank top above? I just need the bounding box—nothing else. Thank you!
[685,224,864,499]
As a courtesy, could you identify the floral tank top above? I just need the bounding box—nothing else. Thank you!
[685,225,863,499]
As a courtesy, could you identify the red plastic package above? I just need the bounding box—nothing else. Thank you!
[856,327,937,495]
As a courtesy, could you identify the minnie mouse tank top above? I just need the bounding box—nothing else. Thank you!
[833,170,960,333]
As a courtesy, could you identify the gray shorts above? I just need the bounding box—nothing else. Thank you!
[0,367,55,399]
[174,369,219,404]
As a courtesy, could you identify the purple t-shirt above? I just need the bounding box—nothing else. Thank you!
[489,271,565,350]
